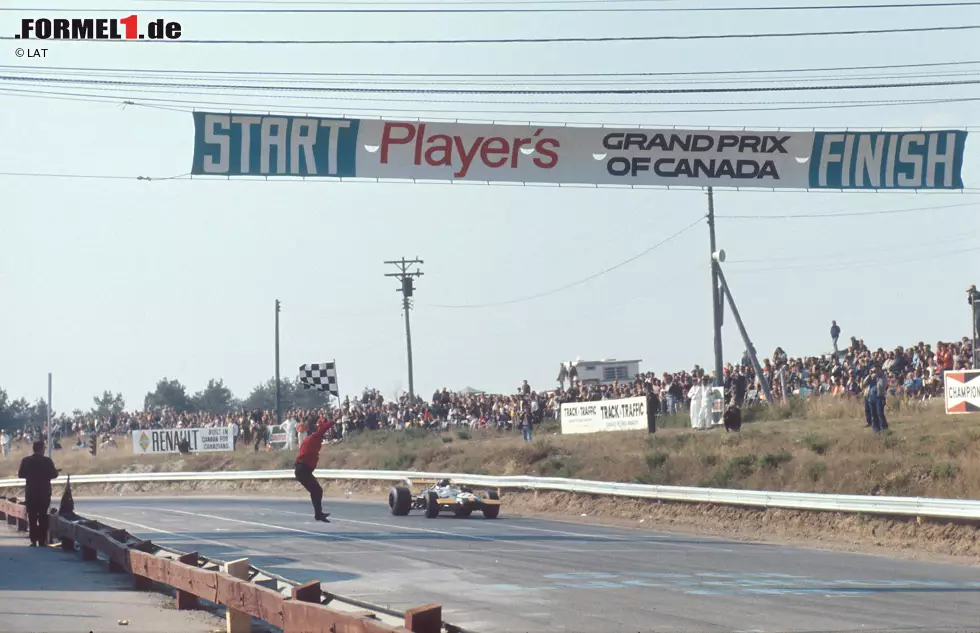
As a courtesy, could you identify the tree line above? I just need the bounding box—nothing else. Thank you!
[0,377,333,430]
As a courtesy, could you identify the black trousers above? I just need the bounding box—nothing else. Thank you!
[27,499,50,546]
[294,463,323,516]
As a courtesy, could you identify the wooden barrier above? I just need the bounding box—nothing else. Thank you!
[0,499,442,633]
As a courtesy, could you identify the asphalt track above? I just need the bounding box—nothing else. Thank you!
[77,496,980,633]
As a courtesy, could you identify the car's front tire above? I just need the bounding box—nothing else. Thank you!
[424,491,440,519]
[389,486,412,516]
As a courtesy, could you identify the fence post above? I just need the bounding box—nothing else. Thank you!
[131,541,154,591]
[404,605,442,633]
[224,558,252,633]
[292,581,320,603]
[176,552,201,610]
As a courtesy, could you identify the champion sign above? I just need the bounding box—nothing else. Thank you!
[944,370,980,414]
[190,112,968,190]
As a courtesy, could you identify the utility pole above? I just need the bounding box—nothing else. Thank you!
[384,257,424,399]
[970,284,979,369]
[707,187,724,387]
[716,265,775,406]
[47,373,52,458]
[275,299,281,427]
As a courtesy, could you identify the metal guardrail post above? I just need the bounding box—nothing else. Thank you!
[224,558,252,633]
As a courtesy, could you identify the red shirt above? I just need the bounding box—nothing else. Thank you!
[296,419,333,469]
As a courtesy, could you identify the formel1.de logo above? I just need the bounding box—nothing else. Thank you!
[16,16,182,40]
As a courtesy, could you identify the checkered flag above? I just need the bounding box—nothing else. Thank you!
[299,362,339,397]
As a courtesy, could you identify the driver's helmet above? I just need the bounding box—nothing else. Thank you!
[438,478,451,487]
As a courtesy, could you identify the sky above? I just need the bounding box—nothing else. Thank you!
[1,0,979,412]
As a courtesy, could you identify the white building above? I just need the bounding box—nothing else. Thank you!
[564,358,642,385]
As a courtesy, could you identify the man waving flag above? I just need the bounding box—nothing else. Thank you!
[294,417,334,523]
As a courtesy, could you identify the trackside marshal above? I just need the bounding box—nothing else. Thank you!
[132,427,234,455]
[560,396,647,434]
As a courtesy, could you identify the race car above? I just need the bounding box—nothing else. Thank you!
[388,478,501,519]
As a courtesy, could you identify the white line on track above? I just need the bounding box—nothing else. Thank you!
[273,508,732,555]
[118,505,434,553]
[83,511,276,556]
[496,520,735,552]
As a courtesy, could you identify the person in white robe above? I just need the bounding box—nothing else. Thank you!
[688,378,714,430]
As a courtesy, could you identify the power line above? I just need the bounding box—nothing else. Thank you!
[8,84,980,117]
[7,73,980,95]
[732,245,980,273]
[8,66,980,87]
[727,230,980,264]
[2,23,979,44]
[2,170,980,195]
[0,171,185,181]
[426,217,703,309]
[9,59,980,79]
[8,1,980,12]
[719,201,980,219]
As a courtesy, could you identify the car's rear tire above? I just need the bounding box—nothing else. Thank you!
[389,486,412,516]
[453,509,472,518]
[424,491,440,519]
[483,490,500,519]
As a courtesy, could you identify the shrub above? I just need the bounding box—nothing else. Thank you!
[759,450,793,470]
[671,433,693,448]
[382,451,415,470]
[700,466,734,489]
[728,454,757,478]
[536,455,579,478]
[456,428,472,441]
[645,451,669,469]
[699,453,719,467]
[802,433,831,455]
[805,461,828,482]
[945,439,966,458]
[931,462,959,481]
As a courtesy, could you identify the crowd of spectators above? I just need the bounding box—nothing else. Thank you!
[3,329,974,450]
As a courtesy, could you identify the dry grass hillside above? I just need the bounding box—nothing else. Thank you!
[2,397,978,499]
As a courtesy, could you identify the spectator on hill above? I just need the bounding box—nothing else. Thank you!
[723,404,742,433]
[831,320,841,354]
[0,430,9,461]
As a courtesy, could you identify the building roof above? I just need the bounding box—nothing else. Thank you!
[568,359,643,366]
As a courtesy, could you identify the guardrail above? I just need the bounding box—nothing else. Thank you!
[0,496,447,633]
[1,469,979,520]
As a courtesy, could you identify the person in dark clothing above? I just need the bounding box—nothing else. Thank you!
[294,418,334,522]
[830,320,841,353]
[17,441,59,547]
[645,388,659,434]
[723,404,742,432]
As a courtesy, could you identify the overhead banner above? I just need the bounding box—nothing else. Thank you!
[944,370,980,414]
[190,112,967,189]
[132,427,234,455]
[560,396,648,434]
